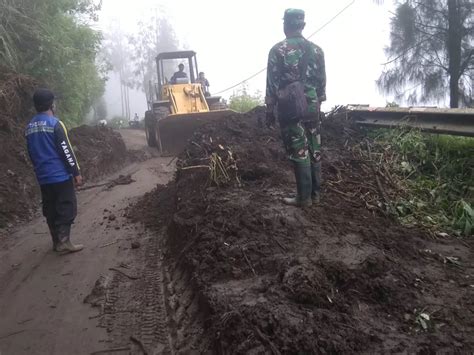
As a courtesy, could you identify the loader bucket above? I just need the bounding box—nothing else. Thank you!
[157,109,237,156]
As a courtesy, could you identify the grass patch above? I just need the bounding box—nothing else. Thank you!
[369,128,473,236]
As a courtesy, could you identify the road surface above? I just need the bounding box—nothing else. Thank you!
[0,129,173,355]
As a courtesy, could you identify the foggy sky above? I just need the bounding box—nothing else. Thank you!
[98,0,406,119]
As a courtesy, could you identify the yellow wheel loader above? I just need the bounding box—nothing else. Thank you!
[144,51,235,155]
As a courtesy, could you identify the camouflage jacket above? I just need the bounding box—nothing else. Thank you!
[265,35,326,115]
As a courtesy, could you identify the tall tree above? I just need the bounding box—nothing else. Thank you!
[378,0,473,108]
[102,26,134,119]
[0,0,106,124]
[92,96,107,122]
[128,11,179,102]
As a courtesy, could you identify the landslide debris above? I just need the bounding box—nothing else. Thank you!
[0,74,128,228]
[131,107,474,353]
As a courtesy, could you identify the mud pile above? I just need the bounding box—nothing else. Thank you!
[69,125,127,181]
[0,74,128,228]
[134,108,473,353]
[0,74,40,227]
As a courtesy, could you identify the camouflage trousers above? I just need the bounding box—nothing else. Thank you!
[280,120,321,165]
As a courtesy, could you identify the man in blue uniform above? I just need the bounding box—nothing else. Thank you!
[26,88,84,253]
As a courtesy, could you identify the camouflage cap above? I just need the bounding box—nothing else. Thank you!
[283,8,305,26]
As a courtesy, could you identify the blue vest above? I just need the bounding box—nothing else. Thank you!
[25,114,71,185]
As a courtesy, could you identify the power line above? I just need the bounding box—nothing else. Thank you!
[214,0,356,95]
[307,0,356,40]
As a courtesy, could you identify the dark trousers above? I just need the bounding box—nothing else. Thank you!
[40,178,77,243]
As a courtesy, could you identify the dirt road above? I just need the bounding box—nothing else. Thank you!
[1,117,472,353]
[0,129,173,355]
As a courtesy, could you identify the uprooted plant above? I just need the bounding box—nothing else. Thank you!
[178,138,241,188]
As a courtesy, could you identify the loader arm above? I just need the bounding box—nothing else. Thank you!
[157,82,235,155]
[164,83,210,115]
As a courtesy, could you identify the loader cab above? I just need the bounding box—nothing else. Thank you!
[144,50,233,154]
[148,50,212,116]
[155,51,198,101]
[149,50,223,112]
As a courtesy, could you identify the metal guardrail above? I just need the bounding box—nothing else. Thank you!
[346,106,474,137]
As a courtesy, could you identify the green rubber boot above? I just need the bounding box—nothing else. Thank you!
[283,162,313,208]
[311,161,322,204]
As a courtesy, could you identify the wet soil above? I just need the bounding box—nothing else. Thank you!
[132,107,474,353]
[0,129,175,355]
[0,74,133,228]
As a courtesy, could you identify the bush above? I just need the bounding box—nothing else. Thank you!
[109,116,127,129]
[372,128,474,236]
[229,84,263,113]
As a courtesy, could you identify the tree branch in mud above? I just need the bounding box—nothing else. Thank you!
[241,247,257,276]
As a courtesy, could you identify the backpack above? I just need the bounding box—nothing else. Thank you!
[277,40,311,121]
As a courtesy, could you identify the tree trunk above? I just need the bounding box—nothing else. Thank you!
[119,71,125,117]
[124,83,128,120]
[125,85,131,120]
[447,0,462,108]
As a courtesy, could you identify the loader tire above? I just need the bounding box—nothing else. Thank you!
[144,110,157,147]
[155,124,163,153]
[145,125,157,147]
[155,106,170,153]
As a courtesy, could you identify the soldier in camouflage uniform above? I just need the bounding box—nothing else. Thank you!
[265,8,326,207]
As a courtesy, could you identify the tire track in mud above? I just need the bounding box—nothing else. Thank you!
[91,230,173,354]
[139,232,171,353]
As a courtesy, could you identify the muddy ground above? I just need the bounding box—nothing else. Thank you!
[0,74,132,228]
[130,107,474,353]
[0,127,175,355]
[1,90,472,354]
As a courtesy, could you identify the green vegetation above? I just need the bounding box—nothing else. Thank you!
[229,85,263,113]
[378,0,473,108]
[92,96,107,123]
[0,0,105,126]
[372,128,474,236]
[109,116,127,129]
